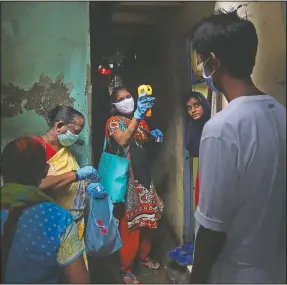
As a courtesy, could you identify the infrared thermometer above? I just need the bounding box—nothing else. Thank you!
[137,84,152,117]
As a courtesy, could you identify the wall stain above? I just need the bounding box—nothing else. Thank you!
[278,80,286,86]
[1,73,75,122]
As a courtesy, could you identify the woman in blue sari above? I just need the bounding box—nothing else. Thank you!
[0,137,89,283]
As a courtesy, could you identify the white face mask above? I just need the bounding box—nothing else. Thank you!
[113,97,135,114]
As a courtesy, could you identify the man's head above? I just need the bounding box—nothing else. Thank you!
[192,9,258,93]
[1,137,49,186]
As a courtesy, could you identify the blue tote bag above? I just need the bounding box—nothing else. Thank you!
[85,194,122,257]
[97,120,130,203]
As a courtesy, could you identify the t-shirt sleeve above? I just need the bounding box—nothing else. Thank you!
[195,136,239,232]
[57,219,85,266]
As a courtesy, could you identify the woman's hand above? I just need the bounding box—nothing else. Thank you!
[40,166,98,192]
[86,183,107,199]
[111,95,155,147]
[76,166,98,181]
[151,129,164,143]
[134,95,155,121]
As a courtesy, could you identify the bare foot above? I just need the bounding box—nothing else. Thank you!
[139,259,160,270]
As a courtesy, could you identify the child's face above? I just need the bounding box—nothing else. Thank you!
[186,97,204,120]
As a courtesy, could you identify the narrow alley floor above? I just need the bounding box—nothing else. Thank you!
[88,221,191,284]
[89,255,171,284]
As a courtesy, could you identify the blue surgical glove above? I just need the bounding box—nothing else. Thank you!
[134,94,155,121]
[86,183,107,199]
[151,129,164,143]
[76,166,98,181]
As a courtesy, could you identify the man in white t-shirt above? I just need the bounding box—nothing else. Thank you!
[189,9,286,284]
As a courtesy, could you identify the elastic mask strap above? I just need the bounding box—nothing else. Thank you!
[203,56,220,77]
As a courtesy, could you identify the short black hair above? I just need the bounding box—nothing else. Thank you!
[192,9,258,79]
[47,105,84,127]
[1,137,46,185]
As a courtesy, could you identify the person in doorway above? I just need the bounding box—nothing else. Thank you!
[33,105,106,269]
[189,10,286,284]
[168,91,211,266]
[0,137,89,283]
[105,87,164,284]
[184,91,211,208]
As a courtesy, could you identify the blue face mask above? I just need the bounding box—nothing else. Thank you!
[57,130,79,146]
[202,57,220,93]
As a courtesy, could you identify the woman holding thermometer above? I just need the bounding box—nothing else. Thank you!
[105,86,164,284]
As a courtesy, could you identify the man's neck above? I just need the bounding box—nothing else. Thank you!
[223,77,265,102]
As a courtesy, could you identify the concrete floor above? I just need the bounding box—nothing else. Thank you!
[88,254,172,284]
[88,221,190,284]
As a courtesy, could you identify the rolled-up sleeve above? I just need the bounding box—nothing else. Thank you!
[195,136,239,232]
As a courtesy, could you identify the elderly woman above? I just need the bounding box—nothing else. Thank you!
[0,137,89,283]
[105,87,164,284]
[33,105,105,268]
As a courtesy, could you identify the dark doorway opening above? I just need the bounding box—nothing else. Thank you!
[88,2,193,283]
[89,2,170,167]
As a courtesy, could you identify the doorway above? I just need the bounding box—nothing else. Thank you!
[89,2,170,167]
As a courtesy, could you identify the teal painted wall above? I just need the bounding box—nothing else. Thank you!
[1,2,91,166]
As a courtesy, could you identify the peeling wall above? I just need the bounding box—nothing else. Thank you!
[151,2,215,243]
[1,2,91,166]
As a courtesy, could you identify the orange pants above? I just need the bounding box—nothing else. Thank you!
[119,214,152,273]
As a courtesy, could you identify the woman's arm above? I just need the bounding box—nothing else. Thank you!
[57,216,89,283]
[40,166,98,192]
[39,171,77,191]
[111,117,139,147]
[64,255,90,284]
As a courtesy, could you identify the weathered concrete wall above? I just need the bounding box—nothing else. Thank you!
[1,2,91,165]
[283,2,286,31]
[214,2,286,109]
[151,2,215,243]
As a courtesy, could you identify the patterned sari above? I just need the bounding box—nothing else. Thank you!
[106,116,164,231]
[33,137,87,268]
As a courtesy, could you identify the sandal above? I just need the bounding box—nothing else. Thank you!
[139,258,160,270]
[121,271,140,284]
[168,243,194,260]
[175,253,194,266]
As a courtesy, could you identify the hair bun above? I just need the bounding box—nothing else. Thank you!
[47,105,61,122]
